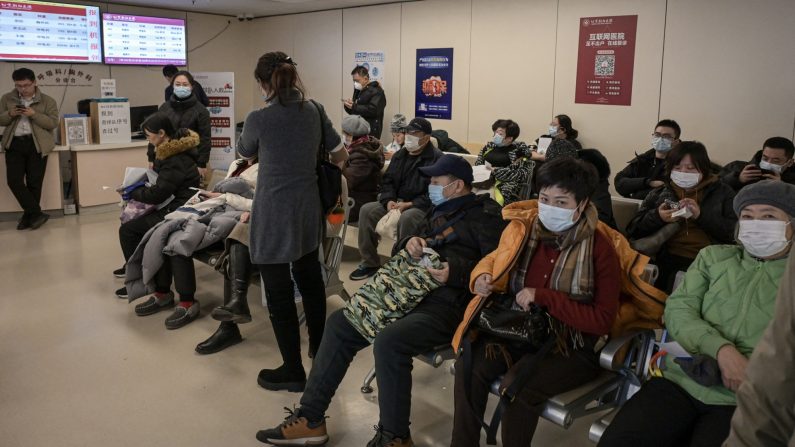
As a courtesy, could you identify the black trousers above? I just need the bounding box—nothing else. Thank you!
[300,300,461,439]
[257,248,327,369]
[452,338,601,446]
[154,254,196,301]
[598,378,736,447]
[656,250,696,294]
[118,209,168,262]
[5,135,47,217]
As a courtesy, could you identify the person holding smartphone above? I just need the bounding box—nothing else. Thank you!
[0,68,59,230]
[721,137,795,191]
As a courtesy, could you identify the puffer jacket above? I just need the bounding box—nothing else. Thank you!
[720,149,795,191]
[344,81,386,137]
[343,136,385,222]
[626,176,737,250]
[451,200,667,352]
[379,143,443,211]
[614,149,667,200]
[725,249,795,446]
[147,94,211,168]
[132,130,202,211]
[0,88,59,155]
[663,244,788,406]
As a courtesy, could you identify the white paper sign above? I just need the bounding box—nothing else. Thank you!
[193,72,236,170]
[353,51,385,85]
[91,100,131,144]
[100,79,116,98]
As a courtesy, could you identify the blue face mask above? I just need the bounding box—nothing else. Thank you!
[173,86,192,99]
[492,133,505,146]
[652,136,673,153]
[429,181,455,206]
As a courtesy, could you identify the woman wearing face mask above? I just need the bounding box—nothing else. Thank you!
[474,119,534,206]
[340,114,384,222]
[627,141,737,293]
[147,71,211,178]
[238,51,347,392]
[384,113,408,160]
[451,157,621,446]
[599,180,795,447]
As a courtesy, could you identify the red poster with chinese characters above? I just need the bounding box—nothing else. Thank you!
[575,15,637,106]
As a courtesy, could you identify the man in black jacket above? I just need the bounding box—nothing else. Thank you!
[721,136,795,191]
[350,118,442,280]
[615,119,681,200]
[256,154,506,447]
[344,66,386,138]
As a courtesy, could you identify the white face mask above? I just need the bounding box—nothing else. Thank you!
[538,201,579,233]
[738,219,792,258]
[404,134,421,152]
[670,170,701,189]
[759,160,784,174]
[353,81,363,91]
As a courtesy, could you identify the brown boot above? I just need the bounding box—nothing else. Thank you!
[256,407,328,445]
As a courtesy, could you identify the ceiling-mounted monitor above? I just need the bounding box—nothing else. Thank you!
[0,0,102,63]
[102,13,186,66]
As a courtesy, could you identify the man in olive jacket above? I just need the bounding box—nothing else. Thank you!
[344,65,386,138]
[0,68,59,230]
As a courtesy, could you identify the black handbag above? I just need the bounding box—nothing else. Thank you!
[310,100,342,215]
[476,295,551,351]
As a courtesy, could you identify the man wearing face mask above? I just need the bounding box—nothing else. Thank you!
[344,66,386,138]
[350,117,442,280]
[615,119,681,200]
[721,137,795,192]
[162,65,209,107]
[600,180,795,447]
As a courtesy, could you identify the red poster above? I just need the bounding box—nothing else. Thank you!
[575,15,638,106]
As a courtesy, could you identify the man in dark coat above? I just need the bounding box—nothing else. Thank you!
[255,154,507,447]
[344,65,386,138]
[720,136,795,191]
[614,119,681,200]
[350,117,442,280]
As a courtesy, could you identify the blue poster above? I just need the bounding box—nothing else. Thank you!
[415,48,453,120]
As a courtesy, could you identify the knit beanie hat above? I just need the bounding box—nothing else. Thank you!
[733,179,795,217]
[390,113,408,133]
[341,115,370,137]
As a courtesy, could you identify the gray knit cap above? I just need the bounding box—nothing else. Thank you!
[390,113,408,133]
[733,180,795,217]
[544,139,578,162]
[341,115,370,137]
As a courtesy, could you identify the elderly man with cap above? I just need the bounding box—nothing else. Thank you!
[256,154,506,447]
[341,114,384,222]
[350,117,443,280]
[384,113,408,160]
[600,180,795,447]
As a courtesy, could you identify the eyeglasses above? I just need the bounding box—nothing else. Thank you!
[14,82,34,90]
[652,132,675,141]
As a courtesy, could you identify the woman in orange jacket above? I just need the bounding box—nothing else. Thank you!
[451,157,622,446]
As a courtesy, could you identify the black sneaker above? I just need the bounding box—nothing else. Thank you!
[29,213,49,230]
[349,265,379,281]
[16,215,30,230]
[134,292,175,316]
[255,407,329,445]
[113,267,126,278]
[367,426,414,447]
[165,301,200,330]
[115,287,129,299]
[257,364,306,393]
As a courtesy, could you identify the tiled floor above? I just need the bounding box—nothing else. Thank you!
[0,212,602,446]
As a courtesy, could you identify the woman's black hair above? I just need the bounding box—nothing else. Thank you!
[665,141,712,180]
[492,119,520,140]
[141,112,179,139]
[170,70,195,87]
[536,157,598,204]
[254,51,306,106]
[555,114,578,139]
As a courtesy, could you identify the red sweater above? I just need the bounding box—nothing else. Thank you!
[524,230,620,336]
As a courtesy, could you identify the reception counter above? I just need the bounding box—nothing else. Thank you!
[0,145,68,220]
[70,140,149,212]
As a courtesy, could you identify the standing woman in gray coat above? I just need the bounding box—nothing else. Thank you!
[237,51,347,392]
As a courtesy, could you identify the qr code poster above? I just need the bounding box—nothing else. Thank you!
[594,54,615,76]
[575,15,637,106]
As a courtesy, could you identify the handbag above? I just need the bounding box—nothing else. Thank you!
[375,208,401,240]
[119,199,157,224]
[310,100,342,215]
[475,295,551,351]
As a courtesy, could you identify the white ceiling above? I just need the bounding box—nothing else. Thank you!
[103,0,415,17]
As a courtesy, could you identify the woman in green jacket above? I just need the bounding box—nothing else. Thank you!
[599,180,795,447]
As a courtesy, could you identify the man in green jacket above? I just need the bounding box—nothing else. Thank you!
[0,68,59,230]
[599,180,795,447]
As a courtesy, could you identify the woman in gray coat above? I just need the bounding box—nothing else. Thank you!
[237,51,347,392]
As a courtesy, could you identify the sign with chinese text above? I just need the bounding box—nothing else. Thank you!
[90,99,131,144]
[353,51,385,85]
[100,79,116,97]
[415,48,453,120]
[193,72,235,170]
[575,15,637,106]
